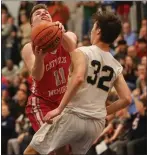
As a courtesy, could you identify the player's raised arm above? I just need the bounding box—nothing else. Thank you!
[54,22,77,53]
[21,43,45,81]
[106,74,132,115]
[62,31,77,53]
[58,50,86,111]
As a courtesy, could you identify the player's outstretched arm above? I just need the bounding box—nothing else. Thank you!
[21,43,45,81]
[62,31,77,53]
[44,50,87,122]
[58,50,86,111]
[106,74,132,115]
[54,22,77,53]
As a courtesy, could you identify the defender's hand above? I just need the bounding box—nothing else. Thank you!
[44,108,61,124]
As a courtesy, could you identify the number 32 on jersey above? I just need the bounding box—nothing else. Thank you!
[87,60,114,92]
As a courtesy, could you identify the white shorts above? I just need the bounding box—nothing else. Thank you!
[30,110,105,154]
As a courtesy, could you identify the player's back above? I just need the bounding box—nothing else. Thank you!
[66,45,122,119]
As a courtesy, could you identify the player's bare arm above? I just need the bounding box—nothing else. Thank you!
[44,50,87,122]
[54,21,77,53]
[21,43,46,81]
[58,50,86,110]
[62,31,77,52]
[106,74,132,115]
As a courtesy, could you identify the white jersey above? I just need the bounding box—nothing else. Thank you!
[66,45,123,119]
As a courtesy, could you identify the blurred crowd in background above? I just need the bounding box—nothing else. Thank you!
[1,1,147,155]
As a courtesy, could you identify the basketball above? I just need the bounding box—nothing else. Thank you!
[31,21,62,53]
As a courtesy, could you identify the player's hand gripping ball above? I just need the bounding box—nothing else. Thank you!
[31,21,63,53]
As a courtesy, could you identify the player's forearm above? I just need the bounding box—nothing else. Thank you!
[62,32,77,53]
[58,74,84,111]
[106,98,131,115]
[31,57,44,81]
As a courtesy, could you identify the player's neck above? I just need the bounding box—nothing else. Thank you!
[93,42,110,52]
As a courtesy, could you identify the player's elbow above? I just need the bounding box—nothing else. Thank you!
[75,75,84,85]
[124,95,132,106]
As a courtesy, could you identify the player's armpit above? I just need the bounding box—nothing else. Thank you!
[21,43,35,73]
[62,32,77,53]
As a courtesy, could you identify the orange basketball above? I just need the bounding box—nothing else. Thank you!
[31,21,62,53]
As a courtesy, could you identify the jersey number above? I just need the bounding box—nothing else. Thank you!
[87,60,114,92]
[54,68,66,86]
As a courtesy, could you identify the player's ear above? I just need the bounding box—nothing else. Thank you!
[97,28,101,35]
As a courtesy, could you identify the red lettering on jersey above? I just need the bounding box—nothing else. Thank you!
[31,45,71,105]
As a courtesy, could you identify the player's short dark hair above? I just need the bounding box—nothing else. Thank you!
[29,4,48,24]
[93,11,122,44]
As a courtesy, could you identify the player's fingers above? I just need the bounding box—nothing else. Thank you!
[55,21,62,29]
[35,46,38,53]
[61,25,65,33]
[54,21,60,26]
[39,48,43,54]
[59,23,62,29]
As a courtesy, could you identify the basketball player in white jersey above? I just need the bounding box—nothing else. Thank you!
[24,10,131,155]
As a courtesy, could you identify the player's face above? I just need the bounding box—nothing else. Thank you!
[90,22,100,44]
[32,9,52,26]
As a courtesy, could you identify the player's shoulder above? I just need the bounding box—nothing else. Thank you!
[77,45,93,53]
[21,42,33,55]
[65,31,77,40]
[23,42,32,49]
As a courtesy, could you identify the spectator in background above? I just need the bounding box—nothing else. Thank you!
[142,1,147,19]
[7,16,21,65]
[141,19,147,28]
[1,10,12,68]
[141,56,147,67]
[136,38,147,58]
[113,94,147,155]
[139,26,147,40]
[127,46,140,65]
[115,1,133,23]
[77,36,91,47]
[9,87,29,120]
[7,110,31,155]
[113,34,124,48]
[48,1,70,30]
[2,59,19,82]
[1,104,15,155]
[123,22,137,46]
[2,3,8,14]
[4,15,20,66]
[18,1,33,26]
[123,56,137,90]
[18,13,31,47]
[77,1,97,37]
[133,64,146,96]
[82,35,91,46]
[114,40,127,60]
